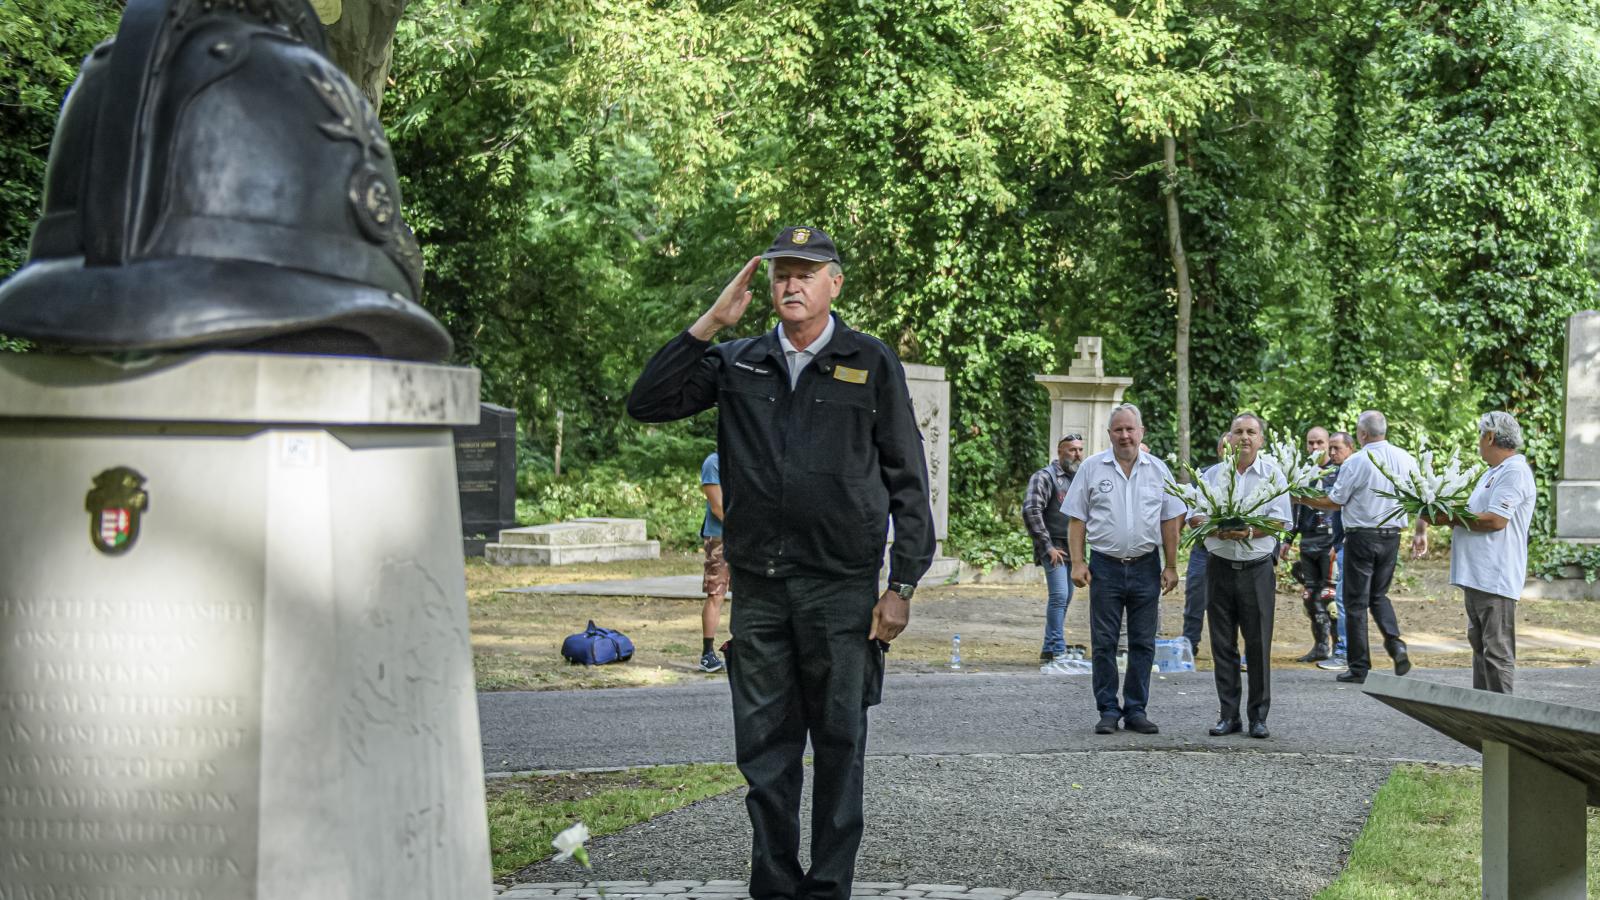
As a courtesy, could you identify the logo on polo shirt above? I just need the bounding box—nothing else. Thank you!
[1098,479,1113,494]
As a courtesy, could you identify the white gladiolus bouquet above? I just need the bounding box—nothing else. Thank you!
[1371,448,1483,525]
[1166,446,1292,549]
[1262,438,1331,499]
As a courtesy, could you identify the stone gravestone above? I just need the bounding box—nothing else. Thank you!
[1034,336,1134,458]
[455,403,518,556]
[1555,311,1600,540]
[900,365,961,582]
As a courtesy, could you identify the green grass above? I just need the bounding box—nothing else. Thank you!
[1318,764,1600,899]
[487,763,745,880]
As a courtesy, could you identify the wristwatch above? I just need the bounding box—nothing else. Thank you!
[887,581,916,601]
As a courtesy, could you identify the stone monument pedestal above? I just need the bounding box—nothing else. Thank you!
[0,352,491,898]
[1034,336,1133,459]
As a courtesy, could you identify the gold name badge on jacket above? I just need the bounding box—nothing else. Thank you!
[833,366,868,384]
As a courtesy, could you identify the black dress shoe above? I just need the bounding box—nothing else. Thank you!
[1248,721,1270,739]
[1389,640,1412,676]
[1209,719,1243,736]
[1123,715,1160,734]
[1094,714,1120,735]
[1336,670,1366,684]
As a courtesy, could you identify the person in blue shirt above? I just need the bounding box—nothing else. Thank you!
[698,451,728,672]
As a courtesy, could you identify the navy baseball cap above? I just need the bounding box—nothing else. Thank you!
[760,226,841,264]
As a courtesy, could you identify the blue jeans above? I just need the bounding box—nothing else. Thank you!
[1332,553,1347,656]
[1088,551,1161,719]
[1042,559,1076,654]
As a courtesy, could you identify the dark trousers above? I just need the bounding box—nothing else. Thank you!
[1182,544,1210,653]
[727,568,884,900]
[1206,555,1276,723]
[1088,551,1161,718]
[1342,530,1404,677]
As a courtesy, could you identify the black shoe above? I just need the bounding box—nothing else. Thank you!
[1041,650,1054,661]
[1295,643,1330,663]
[1389,640,1412,676]
[1248,721,1270,739]
[1094,714,1120,735]
[1336,670,1366,684]
[1209,718,1243,736]
[1123,714,1160,735]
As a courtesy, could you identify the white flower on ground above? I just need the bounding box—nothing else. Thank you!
[552,822,592,864]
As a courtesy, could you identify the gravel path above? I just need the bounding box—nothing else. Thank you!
[510,751,1394,899]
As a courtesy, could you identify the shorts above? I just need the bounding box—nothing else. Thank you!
[702,536,729,597]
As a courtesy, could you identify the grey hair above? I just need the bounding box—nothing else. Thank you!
[1109,403,1143,427]
[1356,409,1388,439]
[1478,411,1524,450]
[1231,411,1268,433]
[827,261,843,277]
[1329,430,1355,449]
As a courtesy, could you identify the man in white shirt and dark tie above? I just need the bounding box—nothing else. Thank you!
[1191,413,1293,738]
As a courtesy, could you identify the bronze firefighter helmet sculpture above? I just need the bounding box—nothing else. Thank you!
[0,0,451,361]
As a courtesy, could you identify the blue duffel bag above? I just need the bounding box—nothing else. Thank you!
[561,620,635,666]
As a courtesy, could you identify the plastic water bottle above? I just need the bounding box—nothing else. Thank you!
[949,634,962,670]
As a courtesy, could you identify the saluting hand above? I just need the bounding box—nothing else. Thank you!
[690,256,762,340]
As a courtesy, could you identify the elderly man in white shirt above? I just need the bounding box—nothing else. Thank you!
[1304,410,1427,684]
[1064,403,1186,736]
[1191,413,1293,739]
[1422,411,1536,693]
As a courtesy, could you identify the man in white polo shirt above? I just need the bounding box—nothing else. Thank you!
[1064,403,1186,735]
[1305,410,1427,684]
[1193,412,1293,739]
[1424,411,1536,693]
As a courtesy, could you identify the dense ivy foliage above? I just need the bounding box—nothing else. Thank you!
[5,0,1600,546]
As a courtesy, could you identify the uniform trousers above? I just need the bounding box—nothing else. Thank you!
[1088,551,1161,718]
[1341,530,1404,677]
[1181,543,1210,654]
[1463,586,1516,694]
[727,567,884,900]
[1206,553,1276,724]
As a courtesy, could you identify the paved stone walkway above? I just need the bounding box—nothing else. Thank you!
[493,881,1171,900]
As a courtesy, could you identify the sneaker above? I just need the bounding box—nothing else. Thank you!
[698,651,725,673]
[1123,714,1160,735]
[1317,655,1348,671]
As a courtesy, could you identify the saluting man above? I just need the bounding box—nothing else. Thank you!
[1064,403,1186,735]
[626,226,934,900]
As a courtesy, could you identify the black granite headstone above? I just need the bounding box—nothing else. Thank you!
[454,403,518,556]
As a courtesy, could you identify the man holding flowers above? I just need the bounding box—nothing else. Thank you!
[1189,413,1294,738]
[1422,411,1536,693]
[1064,403,1186,736]
[1304,410,1427,684]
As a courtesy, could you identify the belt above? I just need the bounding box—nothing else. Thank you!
[1094,550,1154,565]
[1347,526,1401,536]
[1220,554,1274,571]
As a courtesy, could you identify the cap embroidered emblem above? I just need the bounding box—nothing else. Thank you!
[791,228,811,245]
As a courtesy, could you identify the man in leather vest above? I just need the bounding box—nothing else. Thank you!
[1024,433,1085,661]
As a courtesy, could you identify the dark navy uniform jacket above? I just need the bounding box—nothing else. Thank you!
[626,314,935,587]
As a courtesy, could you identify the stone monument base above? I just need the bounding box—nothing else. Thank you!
[487,517,661,566]
[0,352,490,898]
